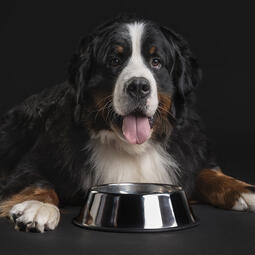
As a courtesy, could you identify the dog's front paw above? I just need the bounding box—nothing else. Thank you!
[9,200,60,233]
[232,192,255,212]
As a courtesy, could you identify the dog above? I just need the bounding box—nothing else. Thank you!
[0,15,254,233]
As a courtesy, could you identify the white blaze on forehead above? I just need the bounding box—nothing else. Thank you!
[128,22,144,64]
[113,22,158,117]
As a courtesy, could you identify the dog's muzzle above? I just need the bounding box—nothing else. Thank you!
[113,74,158,145]
[118,77,152,145]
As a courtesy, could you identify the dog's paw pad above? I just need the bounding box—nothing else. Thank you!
[9,200,60,233]
[233,193,255,212]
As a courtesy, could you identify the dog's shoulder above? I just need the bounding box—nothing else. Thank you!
[0,82,76,172]
[1,82,74,122]
[24,82,75,118]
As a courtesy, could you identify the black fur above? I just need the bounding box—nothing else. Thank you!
[0,16,218,206]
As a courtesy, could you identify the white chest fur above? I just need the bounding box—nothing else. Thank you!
[84,131,180,186]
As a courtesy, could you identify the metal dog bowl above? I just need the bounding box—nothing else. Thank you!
[73,183,198,232]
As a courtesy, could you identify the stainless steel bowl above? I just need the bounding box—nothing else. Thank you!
[73,183,198,232]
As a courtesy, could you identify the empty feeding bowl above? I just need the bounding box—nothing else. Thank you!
[73,183,198,232]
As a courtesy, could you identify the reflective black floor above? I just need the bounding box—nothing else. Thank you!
[1,205,255,255]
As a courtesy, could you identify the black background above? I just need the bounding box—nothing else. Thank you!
[0,0,255,182]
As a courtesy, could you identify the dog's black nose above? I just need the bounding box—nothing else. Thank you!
[126,77,151,99]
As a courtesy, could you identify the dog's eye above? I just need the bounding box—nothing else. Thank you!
[110,57,122,67]
[150,58,161,69]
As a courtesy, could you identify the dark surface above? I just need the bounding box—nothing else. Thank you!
[0,205,255,255]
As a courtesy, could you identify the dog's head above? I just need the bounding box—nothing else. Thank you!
[69,15,201,145]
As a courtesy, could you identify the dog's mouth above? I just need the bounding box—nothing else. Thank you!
[115,112,154,145]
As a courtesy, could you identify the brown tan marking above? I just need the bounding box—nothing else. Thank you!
[116,45,124,53]
[92,90,113,122]
[195,169,255,209]
[93,91,112,113]
[81,88,113,132]
[158,93,172,114]
[149,46,156,55]
[152,93,173,139]
[0,187,59,217]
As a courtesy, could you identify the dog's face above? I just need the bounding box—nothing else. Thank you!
[69,17,201,145]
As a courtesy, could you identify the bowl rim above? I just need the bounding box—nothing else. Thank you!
[88,182,183,196]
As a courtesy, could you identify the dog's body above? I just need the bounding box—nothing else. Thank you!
[0,15,254,232]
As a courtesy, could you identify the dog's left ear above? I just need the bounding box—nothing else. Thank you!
[160,26,202,99]
[68,35,94,122]
[68,35,94,105]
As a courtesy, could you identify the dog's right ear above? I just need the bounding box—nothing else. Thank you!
[68,35,94,105]
[160,26,202,100]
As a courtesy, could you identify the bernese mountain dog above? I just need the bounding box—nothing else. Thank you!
[0,15,254,233]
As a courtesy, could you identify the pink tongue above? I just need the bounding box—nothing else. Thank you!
[122,115,151,144]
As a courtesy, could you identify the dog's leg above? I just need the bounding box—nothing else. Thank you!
[195,168,255,211]
[0,187,60,232]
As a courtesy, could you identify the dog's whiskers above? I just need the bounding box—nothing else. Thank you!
[157,106,176,120]
[95,95,113,108]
